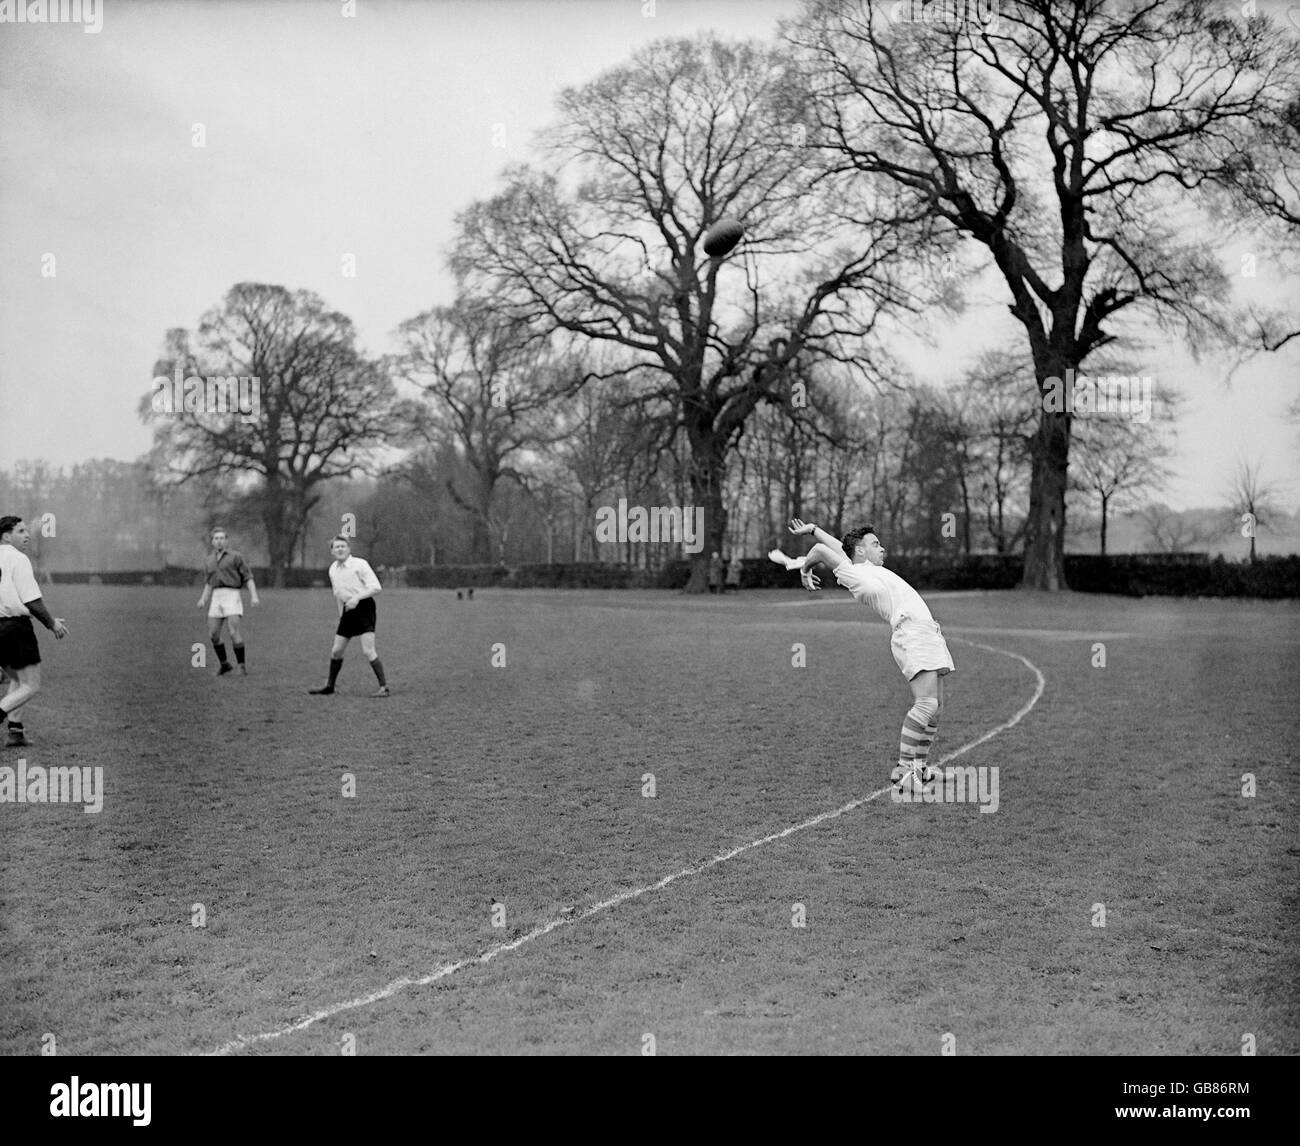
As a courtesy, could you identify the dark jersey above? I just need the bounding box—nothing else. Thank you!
[205,549,252,590]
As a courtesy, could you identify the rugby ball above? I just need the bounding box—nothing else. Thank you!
[701,217,744,257]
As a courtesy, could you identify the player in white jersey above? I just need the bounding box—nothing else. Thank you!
[308,536,389,697]
[0,516,70,747]
[770,518,954,792]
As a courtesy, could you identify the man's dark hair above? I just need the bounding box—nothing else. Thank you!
[331,535,350,545]
[839,525,879,557]
[0,516,23,541]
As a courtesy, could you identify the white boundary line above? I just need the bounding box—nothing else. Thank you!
[206,636,1044,1056]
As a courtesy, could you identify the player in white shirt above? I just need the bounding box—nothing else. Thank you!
[0,516,70,747]
[770,517,954,792]
[309,536,389,697]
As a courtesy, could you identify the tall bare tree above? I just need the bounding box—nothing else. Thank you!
[452,34,924,590]
[787,0,1299,587]
[392,296,564,563]
[141,283,399,586]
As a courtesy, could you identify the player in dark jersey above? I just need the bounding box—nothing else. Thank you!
[197,528,259,675]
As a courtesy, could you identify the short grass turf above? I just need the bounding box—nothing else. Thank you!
[1,586,1296,1055]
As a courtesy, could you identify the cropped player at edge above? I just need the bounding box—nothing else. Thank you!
[770,518,954,792]
[309,536,390,697]
[0,515,70,748]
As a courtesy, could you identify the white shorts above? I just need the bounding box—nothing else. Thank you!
[890,617,954,681]
[208,587,244,618]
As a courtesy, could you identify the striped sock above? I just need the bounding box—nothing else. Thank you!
[899,697,940,774]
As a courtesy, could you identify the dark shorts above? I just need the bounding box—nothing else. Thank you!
[0,616,41,670]
[336,597,377,638]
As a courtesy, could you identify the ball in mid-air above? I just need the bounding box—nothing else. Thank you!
[701,217,745,257]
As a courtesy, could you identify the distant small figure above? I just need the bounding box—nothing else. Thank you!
[708,551,724,594]
[726,554,743,593]
[457,590,463,600]
[467,587,474,600]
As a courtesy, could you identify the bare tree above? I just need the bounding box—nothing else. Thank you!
[1225,455,1283,562]
[452,34,924,590]
[140,283,399,586]
[951,350,1036,555]
[787,0,1299,588]
[1071,417,1173,557]
[1137,502,1218,554]
[391,296,564,563]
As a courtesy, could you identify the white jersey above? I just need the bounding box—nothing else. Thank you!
[0,544,41,618]
[327,555,381,603]
[834,559,934,629]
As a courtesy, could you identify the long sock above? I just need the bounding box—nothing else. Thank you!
[212,640,229,665]
[899,697,940,772]
[368,658,387,687]
[924,716,939,766]
[233,643,245,665]
[327,657,343,687]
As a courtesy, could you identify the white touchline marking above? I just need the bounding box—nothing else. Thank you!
[205,636,1044,1056]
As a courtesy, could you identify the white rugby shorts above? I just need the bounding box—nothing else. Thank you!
[890,616,955,681]
[208,587,245,618]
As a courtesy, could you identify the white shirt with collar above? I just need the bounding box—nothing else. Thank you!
[0,543,41,618]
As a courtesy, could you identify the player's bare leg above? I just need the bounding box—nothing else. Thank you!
[1,664,41,746]
[208,614,233,675]
[226,613,247,674]
[309,635,350,694]
[359,632,389,697]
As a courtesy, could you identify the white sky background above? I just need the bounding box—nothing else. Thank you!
[0,0,1296,514]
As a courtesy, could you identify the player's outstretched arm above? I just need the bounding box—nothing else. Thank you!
[789,518,847,559]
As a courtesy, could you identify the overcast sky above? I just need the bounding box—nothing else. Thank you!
[1,0,1296,513]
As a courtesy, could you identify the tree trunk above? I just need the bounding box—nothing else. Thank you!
[685,428,727,593]
[1019,406,1070,590]
[262,480,291,589]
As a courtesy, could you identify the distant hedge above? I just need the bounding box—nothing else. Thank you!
[1064,553,1300,599]
[48,554,1300,597]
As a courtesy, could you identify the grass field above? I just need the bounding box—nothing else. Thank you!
[1,585,1297,1056]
